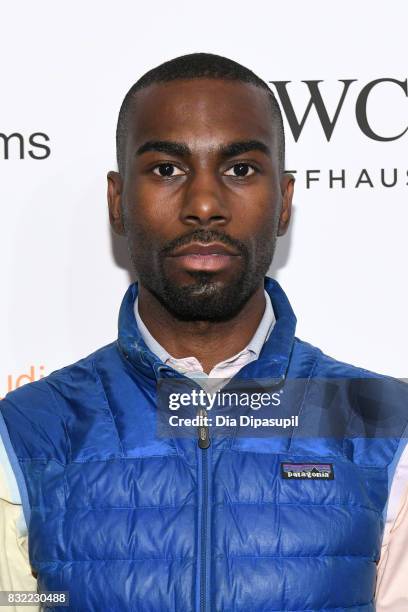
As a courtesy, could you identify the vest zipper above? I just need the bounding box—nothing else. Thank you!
[198,407,210,450]
[198,408,211,612]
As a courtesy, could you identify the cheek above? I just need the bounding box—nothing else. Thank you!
[237,197,281,261]
[123,180,180,235]
[236,192,280,238]
[121,200,158,249]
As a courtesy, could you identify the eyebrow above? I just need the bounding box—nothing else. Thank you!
[136,140,190,157]
[220,140,271,158]
[136,139,271,158]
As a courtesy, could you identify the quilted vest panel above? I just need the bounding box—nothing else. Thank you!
[1,279,406,612]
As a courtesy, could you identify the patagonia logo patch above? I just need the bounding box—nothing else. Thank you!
[281,462,334,480]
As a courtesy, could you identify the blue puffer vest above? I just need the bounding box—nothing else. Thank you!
[1,278,407,612]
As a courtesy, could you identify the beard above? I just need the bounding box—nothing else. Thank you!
[132,228,276,322]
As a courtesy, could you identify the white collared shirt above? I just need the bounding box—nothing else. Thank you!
[134,290,275,391]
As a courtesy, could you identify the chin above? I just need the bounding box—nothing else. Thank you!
[159,276,256,322]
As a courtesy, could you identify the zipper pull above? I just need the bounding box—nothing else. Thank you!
[198,407,211,449]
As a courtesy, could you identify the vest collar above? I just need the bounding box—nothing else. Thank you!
[117,277,297,382]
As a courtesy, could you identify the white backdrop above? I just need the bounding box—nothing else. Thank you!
[1,0,407,399]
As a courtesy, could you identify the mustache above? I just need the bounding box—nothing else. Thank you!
[160,229,249,257]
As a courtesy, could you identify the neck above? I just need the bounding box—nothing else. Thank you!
[137,283,266,374]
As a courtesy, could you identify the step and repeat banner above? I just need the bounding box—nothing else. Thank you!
[0,1,407,398]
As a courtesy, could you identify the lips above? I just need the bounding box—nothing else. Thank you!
[168,242,239,257]
[166,242,241,272]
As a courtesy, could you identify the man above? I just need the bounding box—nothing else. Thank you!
[1,53,407,611]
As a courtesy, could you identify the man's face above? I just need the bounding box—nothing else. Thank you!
[108,79,294,321]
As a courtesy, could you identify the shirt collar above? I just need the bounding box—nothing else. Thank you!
[134,290,275,372]
[117,277,297,382]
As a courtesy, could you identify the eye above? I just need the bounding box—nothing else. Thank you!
[224,163,256,178]
[152,163,185,177]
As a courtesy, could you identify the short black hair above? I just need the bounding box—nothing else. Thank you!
[116,52,285,176]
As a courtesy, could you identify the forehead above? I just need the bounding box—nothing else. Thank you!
[126,79,276,152]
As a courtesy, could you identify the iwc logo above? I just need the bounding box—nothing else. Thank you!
[270,78,408,190]
[270,78,407,142]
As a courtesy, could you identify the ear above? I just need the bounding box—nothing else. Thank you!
[277,173,295,236]
[107,171,125,236]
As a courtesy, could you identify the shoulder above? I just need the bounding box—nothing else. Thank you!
[291,338,408,469]
[0,342,122,461]
[293,336,406,384]
[292,336,408,431]
[1,341,119,412]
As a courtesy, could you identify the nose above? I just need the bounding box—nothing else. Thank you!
[179,170,231,228]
